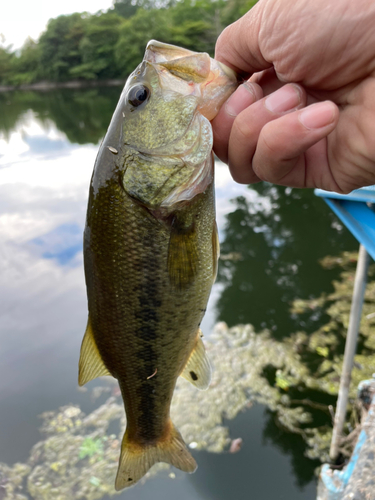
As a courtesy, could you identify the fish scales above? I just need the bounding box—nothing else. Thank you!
[79,40,237,490]
[85,177,215,441]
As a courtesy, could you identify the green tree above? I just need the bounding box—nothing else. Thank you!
[113,0,141,18]
[220,0,258,26]
[0,45,15,85]
[70,12,123,80]
[39,14,86,81]
[168,0,225,54]
[115,8,172,75]
[10,38,41,85]
[113,0,174,18]
[0,0,260,85]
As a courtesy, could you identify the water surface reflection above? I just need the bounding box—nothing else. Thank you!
[0,88,359,499]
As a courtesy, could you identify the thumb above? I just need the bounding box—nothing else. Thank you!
[215,4,271,76]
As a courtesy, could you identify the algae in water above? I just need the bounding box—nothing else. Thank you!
[1,251,374,499]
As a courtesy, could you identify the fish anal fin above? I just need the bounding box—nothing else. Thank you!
[167,216,198,289]
[115,422,196,490]
[180,330,211,390]
[78,318,111,386]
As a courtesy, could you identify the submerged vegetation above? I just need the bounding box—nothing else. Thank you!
[0,0,257,87]
[1,251,374,499]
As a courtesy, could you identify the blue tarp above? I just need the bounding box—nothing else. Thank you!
[315,187,375,260]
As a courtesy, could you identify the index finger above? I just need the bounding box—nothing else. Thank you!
[214,6,271,76]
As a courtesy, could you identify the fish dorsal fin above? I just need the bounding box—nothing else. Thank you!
[180,330,211,390]
[78,318,111,386]
[212,221,220,281]
[167,216,198,289]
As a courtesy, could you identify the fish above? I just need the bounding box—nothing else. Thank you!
[78,40,237,490]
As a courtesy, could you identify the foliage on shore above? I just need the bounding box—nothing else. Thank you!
[0,0,257,87]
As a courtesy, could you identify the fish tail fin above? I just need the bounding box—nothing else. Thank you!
[115,421,197,490]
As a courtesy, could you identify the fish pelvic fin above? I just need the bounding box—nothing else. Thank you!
[180,329,211,390]
[78,317,111,386]
[115,422,197,490]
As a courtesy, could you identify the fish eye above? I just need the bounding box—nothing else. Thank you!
[128,85,150,107]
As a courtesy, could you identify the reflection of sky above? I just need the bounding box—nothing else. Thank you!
[215,162,272,243]
[0,111,273,341]
[0,111,318,498]
[203,163,273,334]
[22,134,71,156]
[0,113,259,403]
[30,223,83,265]
[0,113,96,404]
[0,110,78,168]
[0,111,268,343]
[0,111,258,469]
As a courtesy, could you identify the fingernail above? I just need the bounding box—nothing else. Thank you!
[265,84,301,113]
[225,83,256,117]
[299,101,336,129]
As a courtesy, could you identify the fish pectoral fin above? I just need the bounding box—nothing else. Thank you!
[78,317,111,386]
[115,422,196,490]
[180,330,211,390]
[167,216,198,289]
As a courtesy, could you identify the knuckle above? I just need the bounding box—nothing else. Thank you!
[259,128,283,160]
[231,114,255,143]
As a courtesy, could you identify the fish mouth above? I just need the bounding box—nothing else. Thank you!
[145,40,212,81]
[145,39,237,82]
[145,40,200,62]
[144,40,238,122]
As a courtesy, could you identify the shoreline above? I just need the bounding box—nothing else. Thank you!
[0,79,126,93]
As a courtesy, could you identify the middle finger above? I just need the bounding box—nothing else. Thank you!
[228,83,307,183]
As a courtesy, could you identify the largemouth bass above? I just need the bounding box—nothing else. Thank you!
[79,40,237,490]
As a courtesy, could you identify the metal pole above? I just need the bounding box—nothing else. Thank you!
[329,244,370,462]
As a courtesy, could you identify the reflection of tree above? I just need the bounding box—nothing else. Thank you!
[216,183,358,337]
[0,87,121,144]
[0,91,35,139]
[1,261,372,497]
[262,408,320,488]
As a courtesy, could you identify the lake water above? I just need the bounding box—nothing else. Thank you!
[0,88,358,499]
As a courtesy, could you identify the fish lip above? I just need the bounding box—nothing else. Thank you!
[145,40,196,64]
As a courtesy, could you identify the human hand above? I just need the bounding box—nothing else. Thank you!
[213,0,375,193]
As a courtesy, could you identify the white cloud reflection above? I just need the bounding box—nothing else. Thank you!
[0,107,274,469]
[0,114,272,356]
[0,115,92,401]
